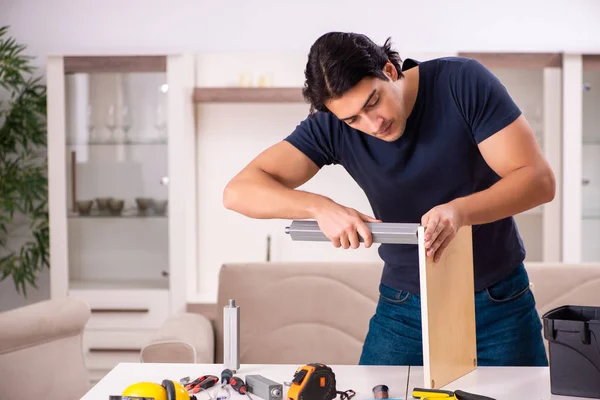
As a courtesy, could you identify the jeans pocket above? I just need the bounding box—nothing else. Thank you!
[485,263,532,303]
[379,283,411,304]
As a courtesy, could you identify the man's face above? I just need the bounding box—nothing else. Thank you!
[325,62,406,142]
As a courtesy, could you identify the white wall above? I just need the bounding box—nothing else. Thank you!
[3,0,600,307]
[3,0,600,60]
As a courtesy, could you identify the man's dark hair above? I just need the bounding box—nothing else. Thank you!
[302,32,403,115]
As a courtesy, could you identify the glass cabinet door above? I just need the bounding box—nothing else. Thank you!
[459,53,563,262]
[581,55,600,261]
[63,57,170,290]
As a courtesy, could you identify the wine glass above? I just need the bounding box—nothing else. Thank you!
[106,104,117,143]
[121,105,132,144]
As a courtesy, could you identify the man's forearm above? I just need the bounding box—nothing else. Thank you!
[452,165,555,226]
[223,169,328,220]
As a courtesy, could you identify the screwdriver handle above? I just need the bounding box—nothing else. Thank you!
[221,368,233,384]
[230,376,248,394]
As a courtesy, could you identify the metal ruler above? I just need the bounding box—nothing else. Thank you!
[284,220,420,245]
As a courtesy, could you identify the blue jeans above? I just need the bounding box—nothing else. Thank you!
[359,263,548,366]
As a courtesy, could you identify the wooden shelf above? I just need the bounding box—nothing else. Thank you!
[66,138,168,146]
[193,87,305,103]
[68,208,168,219]
[64,55,167,74]
[458,52,562,69]
[70,279,169,290]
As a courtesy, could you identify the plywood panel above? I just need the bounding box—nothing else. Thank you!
[418,225,477,389]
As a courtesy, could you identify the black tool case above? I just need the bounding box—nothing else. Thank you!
[543,305,600,398]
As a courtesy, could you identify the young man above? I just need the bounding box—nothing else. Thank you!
[223,32,554,366]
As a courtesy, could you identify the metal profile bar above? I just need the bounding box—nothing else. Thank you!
[284,220,420,245]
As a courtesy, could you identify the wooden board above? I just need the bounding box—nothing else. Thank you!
[193,87,304,103]
[418,225,477,389]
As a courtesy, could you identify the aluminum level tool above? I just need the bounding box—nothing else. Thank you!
[284,220,420,244]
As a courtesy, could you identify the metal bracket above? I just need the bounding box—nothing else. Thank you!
[284,220,420,245]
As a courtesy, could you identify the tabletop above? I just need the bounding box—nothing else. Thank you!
[81,363,593,400]
[408,366,586,400]
[82,363,411,400]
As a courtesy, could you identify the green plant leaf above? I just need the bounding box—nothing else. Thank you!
[0,25,49,296]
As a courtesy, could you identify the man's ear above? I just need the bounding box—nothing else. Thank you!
[382,61,398,81]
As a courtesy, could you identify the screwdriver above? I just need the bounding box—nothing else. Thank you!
[221,369,233,385]
[215,369,233,400]
[231,376,253,399]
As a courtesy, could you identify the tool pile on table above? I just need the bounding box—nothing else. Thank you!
[178,363,355,400]
[108,362,497,400]
[180,367,289,400]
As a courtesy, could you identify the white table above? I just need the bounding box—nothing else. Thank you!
[82,363,410,400]
[407,366,586,399]
[82,363,591,400]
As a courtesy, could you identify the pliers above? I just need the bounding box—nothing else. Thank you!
[412,387,496,400]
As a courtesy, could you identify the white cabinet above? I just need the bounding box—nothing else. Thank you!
[46,54,196,382]
[563,54,600,262]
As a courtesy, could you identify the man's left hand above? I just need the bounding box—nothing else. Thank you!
[421,201,465,262]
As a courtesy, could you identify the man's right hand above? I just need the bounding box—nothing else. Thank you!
[312,199,381,249]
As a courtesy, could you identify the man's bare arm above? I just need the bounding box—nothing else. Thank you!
[223,141,326,219]
[454,114,555,225]
[223,140,379,248]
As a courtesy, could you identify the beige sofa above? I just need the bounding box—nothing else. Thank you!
[0,297,91,400]
[144,261,600,365]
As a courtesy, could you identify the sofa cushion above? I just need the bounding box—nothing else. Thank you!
[215,261,384,365]
[525,262,600,316]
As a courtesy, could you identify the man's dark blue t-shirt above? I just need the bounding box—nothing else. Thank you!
[284,56,526,294]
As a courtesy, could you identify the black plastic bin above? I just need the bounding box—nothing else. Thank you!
[542,305,600,399]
